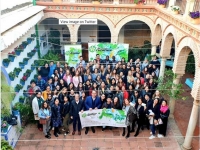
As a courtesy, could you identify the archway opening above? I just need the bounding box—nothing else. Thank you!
[118,21,151,61]
[78,20,111,61]
[39,18,70,56]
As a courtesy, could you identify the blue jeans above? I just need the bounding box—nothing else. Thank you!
[150,124,156,135]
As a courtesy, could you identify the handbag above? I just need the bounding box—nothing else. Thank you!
[39,109,48,125]
[129,113,137,122]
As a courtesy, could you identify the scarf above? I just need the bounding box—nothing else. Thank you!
[160,105,168,113]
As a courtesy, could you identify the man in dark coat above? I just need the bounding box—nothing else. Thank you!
[84,90,102,134]
[70,94,84,135]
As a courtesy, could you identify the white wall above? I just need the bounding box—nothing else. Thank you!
[80,25,98,43]
[118,26,124,44]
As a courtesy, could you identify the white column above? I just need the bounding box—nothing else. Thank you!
[183,0,195,18]
[151,45,157,55]
[182,100,200,150]
[169,74,182,116]
[159,58,166,78]
[113,0,119,4]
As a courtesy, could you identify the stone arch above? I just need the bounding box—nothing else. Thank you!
[38,12,73,41]
[173,37,200,99]
[151,24,162,46]
[72,13,115,43]
[160,25,177,57]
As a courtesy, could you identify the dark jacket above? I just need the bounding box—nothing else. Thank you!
[61,102,71,117]
[51,104,62,118]
[39,67,50,77]
[70,100,84,117]
[135,104,145,121]
[58,93,67,104]
[152,104,160,120]
[85,96,102,110]
[102,102,114,109]
[145,99,153,113]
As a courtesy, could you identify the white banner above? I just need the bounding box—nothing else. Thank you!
[79,109,127,128]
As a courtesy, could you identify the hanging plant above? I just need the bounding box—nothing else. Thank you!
[14,47,23,56]
[13,67,22,76]
[15,84,23,92]
[2,59,11,68]
[8,51,16,62]
[19,62,25,69]
[8,72,15,81]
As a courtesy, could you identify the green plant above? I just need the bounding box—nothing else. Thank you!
[22,41,28,45]
[156,69,185,100]
[16,126,23,133]
[31,34,36,37]
[14,67,22,73]
[13,102,34,125]
[1,139,13,150]
[2,58,11,63]
[19,96,25,101]
[1,121,9,129]
[185,51,195,74]
[15,84,23,91]
[134,0,145,4]
[170,5,180,11]
[1,74,15,117]
[8,72,15,79]
[23,58,29,61]
[27,52,34,57]
[26,69,32,74]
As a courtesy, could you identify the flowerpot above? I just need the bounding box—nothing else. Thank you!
[20,80,25,85]
[159,4,165,8]
[31,66,35,71]
[19,63,25,69]
[15,88,20,92]
[23,60,28,65]
[27,39,32,44]
[16,51,21,56]
[2,62,9,68]
[8,55,15,62]
[172,10,179,15]
[15,71,20,76]
[190,17,200,25]
[1,128,8,133]
[9,76,15,81]
[12,110,20,116]
[22,43,27,48]
[92,1,100,4]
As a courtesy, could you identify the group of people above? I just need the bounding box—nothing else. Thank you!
[29,54,170,140]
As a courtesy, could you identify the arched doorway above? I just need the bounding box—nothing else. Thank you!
[118,20,151,61]
[39,18,70,56]
[77,20,111,61]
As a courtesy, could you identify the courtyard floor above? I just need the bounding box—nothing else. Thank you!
[14,74,199,150]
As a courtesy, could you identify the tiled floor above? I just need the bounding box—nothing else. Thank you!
[15,119,182,150]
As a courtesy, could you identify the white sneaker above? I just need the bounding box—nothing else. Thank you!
[149,135,156,139]
[64,133,67,136]
[150,131,156,135]
[157,134,164,138]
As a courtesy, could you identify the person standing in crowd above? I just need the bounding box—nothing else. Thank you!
[63,69,73,85]
[122,99,137,139]
[32,90,44,131]
[134,97,145,137]
[49,61,56,78]
[42,85,52,100]
[36,75,46,91]
[27,80,41,103]
[84,90,102,134]
[158,100,170,138]
[73,70,82,88]
[70,94,84,135]
[38,63,50,82]
[38,101,51,139]
[76,56,86,68]
[62,96,71,136]
[51,98,62,137]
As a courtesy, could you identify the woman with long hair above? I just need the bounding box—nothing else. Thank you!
[51,98,62,137]
[52,69,60,79]
[98,81,107,96]
[58,87,68,104]
[158,100,170,138]
[67,82,74,94]
[59,68,65,79]
[105,64,112,75]
[53,75,59,88]
[113,96,122,110]
[95,75,102,87]
[63,69,72,85]
[117,78,125,90]
[73,70,82,89]
[38,101,51,139]
[84,68,91,83]
[152,90,164,104]
[59,79,68,90]
[100,65,106,81]
[122,99,137,139]
[110,69,117,79]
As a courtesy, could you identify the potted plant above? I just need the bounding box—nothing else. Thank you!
[31,34,36,38]
[92,0,101,4]
[14,48,23,56]
[23,58,29,65]
[157,0,167,8]
[19,96,25,103]
[19,62,25,69]
[1,121,9,133]
[31,64,35,71]
[22,41,28,48]
[20,75,27,85]
[134,0,145,5]
[1,139,13,150]
[15,84,23,92]
[189,11,200,25]
[8,51,16,62]
[25,69,32,77]
[8,72,15,81]
[27,37,33,44]
[171,6,180,14]
[23,90,28,97]
[13,68,22,76]
[2,59,11,68]
[27,52,34,58]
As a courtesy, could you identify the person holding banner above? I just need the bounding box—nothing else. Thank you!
[84,90,102,134]
[70,94,84,135]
